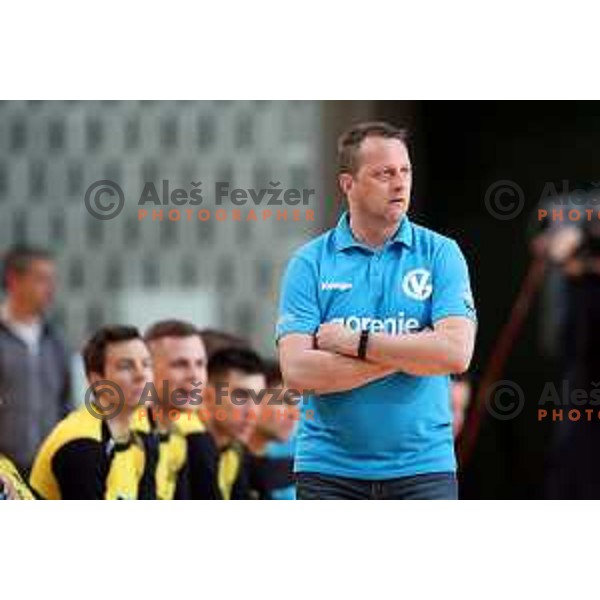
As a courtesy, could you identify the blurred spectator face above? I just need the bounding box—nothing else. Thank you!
[207,369,267,445]
[7,258,56,315]
[451,380,472,438]
[90,339,153,410]
[340,136,412,226]
[256,385,300,442]
[149,335,207,410]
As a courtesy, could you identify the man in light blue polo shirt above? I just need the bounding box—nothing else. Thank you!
[276,121,477,500]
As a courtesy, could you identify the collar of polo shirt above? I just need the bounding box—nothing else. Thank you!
[333,210,414,252]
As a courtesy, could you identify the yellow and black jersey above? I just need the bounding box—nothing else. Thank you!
[215,442,249,500]
[246,453,295,500]
[187,434,249,500]
[0,454,35,500]
[176,413,249,500]
[132,409,189,500]
[166,410,249,499]
[29,405,149,500]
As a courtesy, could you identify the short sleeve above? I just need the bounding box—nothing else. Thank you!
[431,239,477,324]
[275,253,321,341]
[52,439,104,499]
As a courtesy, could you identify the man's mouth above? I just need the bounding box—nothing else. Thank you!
[390,197,406,205]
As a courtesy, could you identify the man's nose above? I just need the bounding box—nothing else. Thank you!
[391,175,406,191]
[243,405,255,421]
[134,365,150,380]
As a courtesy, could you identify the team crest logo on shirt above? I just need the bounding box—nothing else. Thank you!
[402,269,432,301]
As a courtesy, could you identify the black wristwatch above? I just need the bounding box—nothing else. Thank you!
[357,329,370,360]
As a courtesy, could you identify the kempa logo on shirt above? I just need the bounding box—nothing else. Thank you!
[321,282,353,291]
[402,269,433,301]
[330,312,421,335]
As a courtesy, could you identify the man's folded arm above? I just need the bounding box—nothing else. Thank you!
[365,316,476,376]
[278,333,399,395]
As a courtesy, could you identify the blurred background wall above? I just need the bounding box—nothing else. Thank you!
[0,101,326,354]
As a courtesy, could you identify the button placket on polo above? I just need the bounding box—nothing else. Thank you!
[369,250,385,306]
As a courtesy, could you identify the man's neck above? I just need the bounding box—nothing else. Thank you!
[151,399,173,433]
[107,408,134,443]
[205,420,233,449]
[3,298,41,326]
[246,429,270,456]
[349,211,402,249]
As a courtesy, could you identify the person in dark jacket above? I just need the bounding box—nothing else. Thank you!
[0,245,71,473]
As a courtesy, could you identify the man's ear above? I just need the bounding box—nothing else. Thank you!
[88,371,102,387]
[338,173,353,196]
[6,268,30,295]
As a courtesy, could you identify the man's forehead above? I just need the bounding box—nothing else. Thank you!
[106,339,149,359]
[27,258,55,272]
[358,136,410,165]
[151,335,206,357]
[225,369,266,388]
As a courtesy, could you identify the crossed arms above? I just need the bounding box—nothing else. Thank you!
[278,316,476,395]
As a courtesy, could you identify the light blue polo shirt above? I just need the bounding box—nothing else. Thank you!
[276,211,476,479]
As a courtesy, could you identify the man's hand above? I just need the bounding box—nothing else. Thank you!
[315,323,360,357]
[0,475,18,500]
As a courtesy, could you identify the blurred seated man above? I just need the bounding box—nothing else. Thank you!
[246,359,299,499]
[138,320,210,499]
[30,325,154,500]
[0,453,35,499]
[197,347,266,499]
